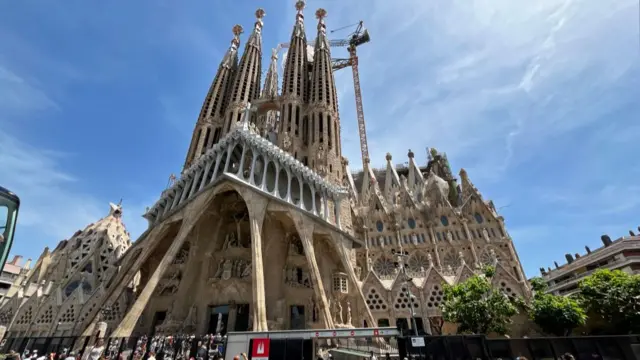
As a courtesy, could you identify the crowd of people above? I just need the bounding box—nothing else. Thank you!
[2,333,228,360]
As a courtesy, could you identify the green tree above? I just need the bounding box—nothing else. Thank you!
[578,269,640,334]
[441,266,518,335]
[529,277,587,336]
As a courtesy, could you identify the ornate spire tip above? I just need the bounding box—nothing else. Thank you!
[315,8,327,20]
[232,24,244,36]
[255,8,266,20]
[295,0,305,11]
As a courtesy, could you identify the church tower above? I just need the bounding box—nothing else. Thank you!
[255,48,280,139]
[277,0,309,162]
[222,9,265,137]
[308,9,343,184]
[183,25,242,170]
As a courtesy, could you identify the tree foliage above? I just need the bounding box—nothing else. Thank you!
[578,269,640,334]
[528,277,586,336]
[441,266,518,335]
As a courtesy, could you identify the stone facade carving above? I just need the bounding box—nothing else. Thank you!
[284,266,312,288]
[2,5,533,343]
[211,259,252,281]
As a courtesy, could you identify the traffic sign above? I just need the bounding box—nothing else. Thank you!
[251,338,270,360]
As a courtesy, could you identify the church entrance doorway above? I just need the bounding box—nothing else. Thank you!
[234,304,250,331]
[208,305,229,335]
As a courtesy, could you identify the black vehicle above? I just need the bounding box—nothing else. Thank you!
[0,186,20,270]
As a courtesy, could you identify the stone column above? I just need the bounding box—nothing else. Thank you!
[330,233,377,331]
[240,189,269,331]
[291,212,335,329]
[109,194,210,338]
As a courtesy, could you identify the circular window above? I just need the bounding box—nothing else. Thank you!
[440,216,449,226]
[474,212,483,224]
[376,220,384,232]
[408,218,416,229]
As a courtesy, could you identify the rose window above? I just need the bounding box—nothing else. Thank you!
[408,253,430,274]
[373,257,395,278]
[480,249,501,265]
[441,252,460,270]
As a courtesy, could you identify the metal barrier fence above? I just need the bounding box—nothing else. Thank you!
[1,334,227,360]
[398,334,640,360]
[3,334,639,360]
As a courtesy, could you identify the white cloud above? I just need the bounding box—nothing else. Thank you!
[315,0,639,172]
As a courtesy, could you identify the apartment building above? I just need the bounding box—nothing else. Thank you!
[537,230,640,296]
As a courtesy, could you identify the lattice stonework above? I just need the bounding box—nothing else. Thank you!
[0,307,14,324]
[499,280,518,299]
[394,287,419,311]
[76,300,98,326]
[37,305,54,324]
[332,273,348,294]
[365,288,388,312]
[60,305,76,323]
[426,284,444,310]
[16,306,33,325]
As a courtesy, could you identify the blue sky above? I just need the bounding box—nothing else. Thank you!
[0,0,638,277]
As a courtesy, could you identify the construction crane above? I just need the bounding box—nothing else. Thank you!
[329,21,371,169]
[275,21,372,169]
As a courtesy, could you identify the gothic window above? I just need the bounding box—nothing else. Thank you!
[491,228,497,237]
[376,220,384,232]
[332,272,348,294]
[327,115,332,149]
[440,216,449,226]
[295,106,300,136]
[319,113,324,143]
[426,284,444,310]
[474,212,483,224]
[408,218,417,229]
[394,287,419,311]
[365,288,388,311]
[373,257,395,278]
[64,280,92,297]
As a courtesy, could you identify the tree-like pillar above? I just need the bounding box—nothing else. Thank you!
[240,188,269,331]
[291,212,335,329]
[330,233,377,330]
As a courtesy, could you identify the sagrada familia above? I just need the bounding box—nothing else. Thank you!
[0,1,531,340]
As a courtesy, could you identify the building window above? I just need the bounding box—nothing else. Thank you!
[333,272,348,294]
[440,216,449,226]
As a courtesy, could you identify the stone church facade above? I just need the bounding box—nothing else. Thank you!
[0,2,530,340]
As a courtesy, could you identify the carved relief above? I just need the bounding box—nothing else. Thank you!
[288,235,304,256]
[284,266,312,288]
[157,269,183,296]
[210,259,252,281]
[172,242,191,265]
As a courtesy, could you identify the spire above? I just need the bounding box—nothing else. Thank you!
[261,49,279,99]
[276,0,310,163]
[306,8,343,184]
[223,9,265,135]
[281,0,308,97]
[256,49,280,138]
[183,25,242,170]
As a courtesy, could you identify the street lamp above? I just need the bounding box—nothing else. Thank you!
[391,248,419,337]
